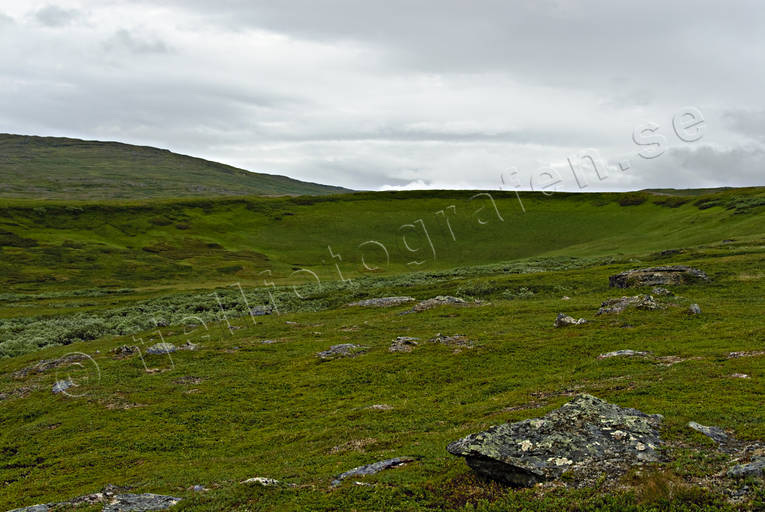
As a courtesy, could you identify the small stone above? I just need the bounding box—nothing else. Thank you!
[561,296,570,300]
[652,287,673,296]
[730,373,750,379]
[368,404,393,411]
[688,303,701,315]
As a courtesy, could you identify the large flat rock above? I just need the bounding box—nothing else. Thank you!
[609,266,708,288]
[447,394,663,487]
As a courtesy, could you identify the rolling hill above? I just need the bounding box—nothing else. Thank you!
[0,134,350,200]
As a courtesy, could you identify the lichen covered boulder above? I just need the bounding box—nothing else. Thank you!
[609,266,708,288]
[597,295,660,315]
[553,313,586,327]
[316,343,367,361]
[447,394,663,487]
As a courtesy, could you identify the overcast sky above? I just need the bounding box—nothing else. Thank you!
[1,1,763,191]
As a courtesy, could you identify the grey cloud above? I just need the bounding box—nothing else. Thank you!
[724,110,765,142]
[669,144,765,186]
[1,0,763,191]
[34,4,80,27]
[104,29,170,54]
[159,0,765,100]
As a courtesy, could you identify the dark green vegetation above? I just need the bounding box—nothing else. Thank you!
[0,134,349,200]
[0,187,763,510]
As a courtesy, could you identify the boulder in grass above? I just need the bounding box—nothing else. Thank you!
[146,343,176,355]
[317,344,367,361]
[331,457,414,486]
[348,297,415,307]
[447,394,662,487]
[598,349,650,359]
[609,266,708,288]
[728,457,765,479]
[597,295,660,315]
[388,337,419,353]
[553,313,586,327]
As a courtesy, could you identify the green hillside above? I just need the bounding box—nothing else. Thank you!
[0,134,350,199]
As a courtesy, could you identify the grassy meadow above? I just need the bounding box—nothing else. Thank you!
[0,186,763,510]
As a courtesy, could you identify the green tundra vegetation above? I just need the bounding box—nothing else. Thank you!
[0,134,349,200]
[0,184,763,510]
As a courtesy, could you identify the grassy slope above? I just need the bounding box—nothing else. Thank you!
[0,247,763,510]
[0,188,763,510]
[1,188,764,295]
[0,134,349,200]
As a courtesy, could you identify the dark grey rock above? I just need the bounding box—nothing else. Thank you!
[597,295,659,315]
[250,305,273,316]
[389,337,419,353]
[688,303,701,315]
[609,266,708,288]
[447,394,663,487]
[688,421,729,444]
[331,457,413,486]
[103,493,181,511]
[145,343,176,355]
[411,295,469,312]
[348,296,415,307]
[112,345,139,356]
[428,333,474,348]
[553,313,586,327]
[652,287,673,296]
[317,344,367,360]
[727,457,765,479]
[7,486,180,512]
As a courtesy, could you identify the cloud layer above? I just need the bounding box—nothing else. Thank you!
[0,1,763,191]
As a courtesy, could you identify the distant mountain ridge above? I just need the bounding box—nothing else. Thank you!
[0,134,351,200]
